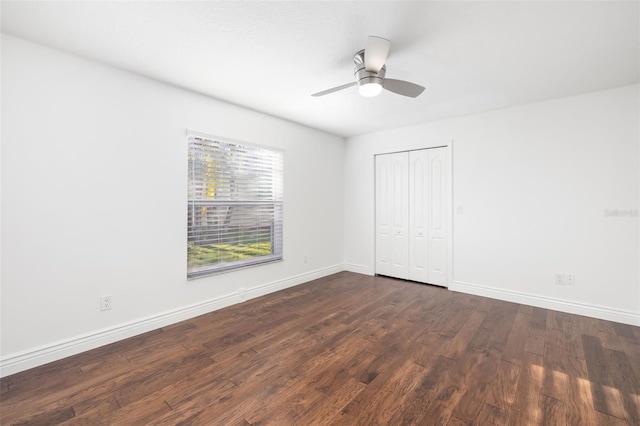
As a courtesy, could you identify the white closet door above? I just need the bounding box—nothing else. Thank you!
[409,148,448,286]
[409,150,429,283]
[390,153,409,279]
[375,152,409,279]
[426,148,448,286]
[375,154,392,277]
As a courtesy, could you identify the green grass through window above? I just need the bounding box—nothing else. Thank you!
[187,242,272,268]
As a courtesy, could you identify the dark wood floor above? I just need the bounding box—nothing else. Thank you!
[1,272,639,425]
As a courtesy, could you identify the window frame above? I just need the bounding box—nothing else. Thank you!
[187,131,284,279]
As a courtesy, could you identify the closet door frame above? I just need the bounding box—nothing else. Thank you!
[373,141,453,288]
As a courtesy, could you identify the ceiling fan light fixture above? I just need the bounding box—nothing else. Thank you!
[359,82,383,97]
[355,63,385,98]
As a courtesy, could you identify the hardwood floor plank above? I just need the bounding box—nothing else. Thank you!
[0,361,84,406]
[381,349,453,424]
[332,357,428,425]
[9,406,76,426]
[263,377,365,426]
[583,317,626,352]
[542,327,571,401]
[242,379,325,425]
[612,322,640,343]
[485,359,520,411]
[619,338,640,380]
[466,313,502,353]
[593,412,635,426]
[215,335,365,423]
[207,312,303,363]
[501,311,531,364]
[605,348,640,424]
[524,326,546,356]
[507,352,544,425]
[548,310,565,331]
[0,343,192,424]
[562,313,587,359]
[70,397,172,426]
[563,355,600,426]
[68,394,120,420]
[414,364,463,423]
[78,352,131,376]
[121,321,197,364]
[146,379,238,425]
[441,310,485,360]
[336,287,402,325]
[410,333,451,368]
[430,303,473,338]
[582,334,627,419]
[475,403,510,426]
[540,394,567,426]
[530,307,548,330]
[449,347,500,423]
[489,302,520,345]
[1,272,638,425]
[113,346,216,407]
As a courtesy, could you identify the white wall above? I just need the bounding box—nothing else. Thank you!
[345,85,640,325]
[0,35,345,375]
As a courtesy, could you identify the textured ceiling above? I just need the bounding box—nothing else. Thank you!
[2,1,639,137]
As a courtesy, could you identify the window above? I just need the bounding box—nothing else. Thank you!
[187,133,283,278]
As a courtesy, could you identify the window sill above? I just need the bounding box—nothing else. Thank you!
[187,256,283,280]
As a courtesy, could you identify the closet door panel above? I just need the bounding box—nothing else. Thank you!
[390,153,409,279]
[427,148,448,286]
[409,150,429,282]
[375,152,409,280]
[375,155,392,277]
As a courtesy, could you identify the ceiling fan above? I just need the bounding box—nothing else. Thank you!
[312,36,425,98]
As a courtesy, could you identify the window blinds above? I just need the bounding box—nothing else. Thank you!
[187,134,283,278]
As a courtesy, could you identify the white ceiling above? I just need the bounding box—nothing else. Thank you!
[2,1,639,137]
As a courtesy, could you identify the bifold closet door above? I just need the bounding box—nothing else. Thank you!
[376,147,448,285]
[409,148,447,286]
[375,152,409,279]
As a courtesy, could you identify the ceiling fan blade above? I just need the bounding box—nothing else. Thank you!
[311,82,356,97]
[383,79,425,98]
[365,36,390,73]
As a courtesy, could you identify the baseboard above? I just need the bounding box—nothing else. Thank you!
[0,264,344,377]
[343,263,374,276]
[450,280,640,326]
[245,264,345,300]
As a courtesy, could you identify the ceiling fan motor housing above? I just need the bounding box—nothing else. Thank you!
[353,49,386,88]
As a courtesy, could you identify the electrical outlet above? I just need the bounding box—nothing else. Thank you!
[555,273,565,285]
[566,274,575,285]
[100,295,112,311]
[304,254,309,264]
